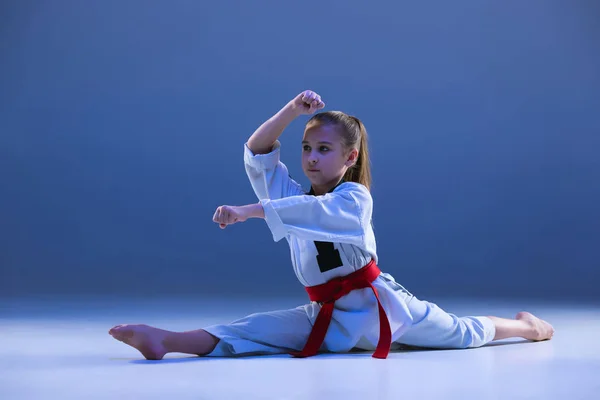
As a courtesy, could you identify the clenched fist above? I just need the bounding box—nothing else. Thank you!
[290,90,325,115]
[213,205,247,229]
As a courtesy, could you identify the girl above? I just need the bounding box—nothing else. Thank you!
[109,90,554,360]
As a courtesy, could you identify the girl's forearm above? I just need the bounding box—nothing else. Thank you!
[240,203,265,220]
[247,103,300,155]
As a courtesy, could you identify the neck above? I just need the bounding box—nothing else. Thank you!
[310,176,345,196]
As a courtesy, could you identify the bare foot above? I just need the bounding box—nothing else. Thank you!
[516,311,555,341]
[109,324,169,360]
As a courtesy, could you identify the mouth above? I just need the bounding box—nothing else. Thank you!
[307,169,320,172]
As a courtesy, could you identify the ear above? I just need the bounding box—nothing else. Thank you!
[345,148,359,167]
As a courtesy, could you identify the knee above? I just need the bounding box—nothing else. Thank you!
[454,317,489,349]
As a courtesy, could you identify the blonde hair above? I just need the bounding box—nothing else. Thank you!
[306,111,372,190]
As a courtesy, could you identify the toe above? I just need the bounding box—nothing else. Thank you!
[109,325,124,335]
[110,326,134,341]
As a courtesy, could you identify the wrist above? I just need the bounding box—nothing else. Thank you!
[280,102,302,120]
[240,203,265,220]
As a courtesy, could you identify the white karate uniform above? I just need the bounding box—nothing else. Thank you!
[204,141,495,357]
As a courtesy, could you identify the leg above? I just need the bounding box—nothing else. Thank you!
[108,324,219,360]
[488,311,554,341]
[396,298,493,349]
[396,297,554,349]
[202,304,317,357]
[109,303,317,360]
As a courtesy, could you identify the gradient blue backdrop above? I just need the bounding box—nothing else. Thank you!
[2,1,599,302]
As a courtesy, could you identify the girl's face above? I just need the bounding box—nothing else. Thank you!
[301,124,358,195]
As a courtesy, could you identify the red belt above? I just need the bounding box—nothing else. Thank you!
[291,260,392,359]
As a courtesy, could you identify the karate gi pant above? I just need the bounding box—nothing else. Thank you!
[204,276,496,357]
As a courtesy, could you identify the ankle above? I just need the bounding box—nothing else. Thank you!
[162,331,182,354]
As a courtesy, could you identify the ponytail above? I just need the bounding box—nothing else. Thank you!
[343,117,372,190]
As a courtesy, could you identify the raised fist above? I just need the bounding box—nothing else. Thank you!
[290,90,325,115]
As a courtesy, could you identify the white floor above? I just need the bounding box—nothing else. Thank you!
[1,296,599,400]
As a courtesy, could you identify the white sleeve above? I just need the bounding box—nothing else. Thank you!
[244,140,305,200]
[259,182,373,244]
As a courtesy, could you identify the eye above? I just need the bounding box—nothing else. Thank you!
[303,145,311,151]
[319,146,329,152]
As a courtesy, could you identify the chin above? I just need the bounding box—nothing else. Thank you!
[305,178,321,188]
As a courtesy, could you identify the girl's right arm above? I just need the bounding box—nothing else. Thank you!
[244,91,325,201]
[247,91,324,155]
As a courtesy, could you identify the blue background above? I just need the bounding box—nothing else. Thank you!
[2,1,599,302]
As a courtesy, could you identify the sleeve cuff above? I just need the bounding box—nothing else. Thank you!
[260,199,288,242]
[244,140,281,170]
